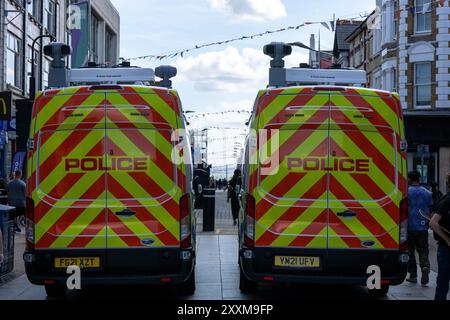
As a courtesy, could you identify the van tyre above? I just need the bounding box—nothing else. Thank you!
[178,272,196,296]
[240,269,258,294]
[368,284,390,297]
[44,285,66,298]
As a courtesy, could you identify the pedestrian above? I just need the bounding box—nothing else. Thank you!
[429,173,450,300]
[7,170,27,233]
[431,182,444,207]
[227,169,242,226]
[406,171,433,286]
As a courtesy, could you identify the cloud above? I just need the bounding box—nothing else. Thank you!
[175,46,308,93]
[208,0,286,22]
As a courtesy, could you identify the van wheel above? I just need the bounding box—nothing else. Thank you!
[368,284,390,297]
[177,272,196,296]
[240,269,258,294]
[45,285,66,299]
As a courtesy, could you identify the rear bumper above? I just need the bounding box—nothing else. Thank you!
[24,248,195,287]
[240,247,408,286]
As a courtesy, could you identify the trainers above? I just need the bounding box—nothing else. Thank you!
[406,276,418,283]
[421,267,430,286]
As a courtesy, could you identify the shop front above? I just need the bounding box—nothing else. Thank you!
[404,112,450,193]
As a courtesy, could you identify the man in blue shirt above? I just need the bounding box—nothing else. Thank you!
[407,171,433,286]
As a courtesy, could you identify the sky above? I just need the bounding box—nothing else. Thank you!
[110,0,376,173]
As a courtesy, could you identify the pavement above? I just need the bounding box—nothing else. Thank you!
[0,190,447,300]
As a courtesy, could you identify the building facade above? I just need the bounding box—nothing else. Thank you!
[345,0,450,192]
[398,0,450,192]
[0,0,120,177]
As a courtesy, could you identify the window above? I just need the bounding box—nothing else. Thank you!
[28,0,42,21]
[393,0,399,39]
[392,67,397,92]
[105,28,116,65]
[27,46,39,89]
[90,14,100,63]
[415,0,432,33]
[414,62,432,107]
[44,0,57,35]
[6,33,22,88]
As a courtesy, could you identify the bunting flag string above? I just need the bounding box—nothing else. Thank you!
[125,20,335,62]
[185,110,251,119]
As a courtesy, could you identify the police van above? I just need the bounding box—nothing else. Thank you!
[24,43,196,297]
[239,42,409,296]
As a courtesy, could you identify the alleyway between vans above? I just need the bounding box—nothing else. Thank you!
[0,192,447,300]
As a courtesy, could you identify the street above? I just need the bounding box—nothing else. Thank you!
[0,191,446,301]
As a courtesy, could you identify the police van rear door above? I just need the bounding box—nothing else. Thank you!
[104,87,183,272]
[327,90,403,251]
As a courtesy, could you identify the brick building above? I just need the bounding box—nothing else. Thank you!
[345,0,450,192]
[398,0,450,192]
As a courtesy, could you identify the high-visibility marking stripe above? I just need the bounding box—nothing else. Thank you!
[120,87,180,126]
[255,173,307,218]
[107,129,179,195]
[287,211,328,248]
[328,213,365,248]
[49,204,106,249]
[258,130,329,196]
[256,175,328,242]
[36,175,106,248]
[329,176,398,248]
[34,137,106,221]
[129,172,180,219]
[351,173,399,223]
[107,176,179,246]
[107,210,146,247]
[255,89,284,115]
[331,110,396,186]
[36,130,105,201]
[251,97,330,181]
[67,211,106,248]
[270,204,328,247]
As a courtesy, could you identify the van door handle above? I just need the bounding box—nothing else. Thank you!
[116,209,136,217]
[337,210,357,218]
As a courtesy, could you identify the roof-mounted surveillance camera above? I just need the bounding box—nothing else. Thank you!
[264,42,292,87]
[155,65,177,89]
[44,43,72,61]
[263,42,292,68]
[44,42,72,88]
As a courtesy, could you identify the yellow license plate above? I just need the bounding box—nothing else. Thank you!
[54,258,101,269]
[274,256,321,269]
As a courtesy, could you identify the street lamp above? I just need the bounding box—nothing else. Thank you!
[29,34,56,101]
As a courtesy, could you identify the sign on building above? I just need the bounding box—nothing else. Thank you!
[0,92,12,121]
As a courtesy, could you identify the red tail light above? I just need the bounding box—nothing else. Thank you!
[180,194,191,249]
[244,194,256,248]
[26,197,35,251]
[399,198,408,252]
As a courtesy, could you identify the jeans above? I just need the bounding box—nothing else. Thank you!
[407,231,430,277]
[435,245,450,301]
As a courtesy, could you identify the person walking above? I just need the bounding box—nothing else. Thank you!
[406,171,433,286]
[227,170,242,226]
[7,171,27,233]
[431,182,444,207]
[430,173,450,300]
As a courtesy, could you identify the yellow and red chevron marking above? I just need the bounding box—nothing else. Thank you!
[249,87,406,249]
[28,86,185,249]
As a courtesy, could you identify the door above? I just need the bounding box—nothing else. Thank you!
[254,91,330,249]
[104,91,181,256]
[327,93,402,250]
[33,92,108,250]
